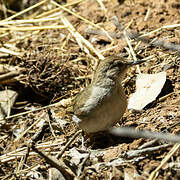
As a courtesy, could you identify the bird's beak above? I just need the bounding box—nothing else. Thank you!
[128,59,145,66]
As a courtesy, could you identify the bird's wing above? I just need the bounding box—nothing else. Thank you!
[73,85,111,116]
[73,86,93,115]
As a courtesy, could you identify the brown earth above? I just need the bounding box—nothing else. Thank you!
[0,0,180,179]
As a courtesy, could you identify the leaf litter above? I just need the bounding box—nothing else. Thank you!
[128,72,167,110]
[0,0,180,179]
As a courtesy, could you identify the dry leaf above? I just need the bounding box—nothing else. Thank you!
[48,168,66,180]
[124,168,140,180]
[128,72,166,110]
[0,89,18,118]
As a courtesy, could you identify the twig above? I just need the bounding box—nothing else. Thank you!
[86,27,180,52]
[51,0,100,29]
[51,0,113,42]
[123,30,141,74]
[0,71,21,83]
[138,139,158,150]
[0,0,48,22]
[0,17,61,25]
[0,47,22,56]
[36,0,84,18]
[149,143,180,180]
[158,91,180,102]
[25,123,75,179]
[17,122,48,173]
[96,0,107,12]
[56,130,82,159]
[142,24,180,37]
[0,98,71,123]
[14,117,43,142]
[0,141,63,163]
[144,8,150,22]
[61,16,104,60]
[31,145,75,180]
[123,144,171,159]
[47,109,57,140]
[16,146,30,173]
[138,121,180,150]
[0,25,67,32]
[109,127,180,143]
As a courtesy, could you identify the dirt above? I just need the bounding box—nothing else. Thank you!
[0,0,180,179]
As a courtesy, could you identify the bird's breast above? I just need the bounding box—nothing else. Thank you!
[74,84,127,133]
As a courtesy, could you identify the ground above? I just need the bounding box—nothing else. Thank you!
[0,0,180,179]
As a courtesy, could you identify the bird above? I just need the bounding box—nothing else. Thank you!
[72,56,145,133]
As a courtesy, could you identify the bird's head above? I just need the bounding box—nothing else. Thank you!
[94,56,145,82]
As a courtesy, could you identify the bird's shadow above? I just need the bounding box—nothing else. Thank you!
[86,131,135,149]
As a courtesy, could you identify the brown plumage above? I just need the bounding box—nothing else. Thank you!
[73,56,144,133]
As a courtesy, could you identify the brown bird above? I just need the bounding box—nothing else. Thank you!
[72,56,145,133]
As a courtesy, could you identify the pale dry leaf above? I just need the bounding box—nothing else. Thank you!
[48,168,66,180]
[0,65,9,74]
[128,72,166,110]
[0,89,18,118]
[68,147,89,166]
[124,168,140,180]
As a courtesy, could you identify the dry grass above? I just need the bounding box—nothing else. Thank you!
[0,0,180,179]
